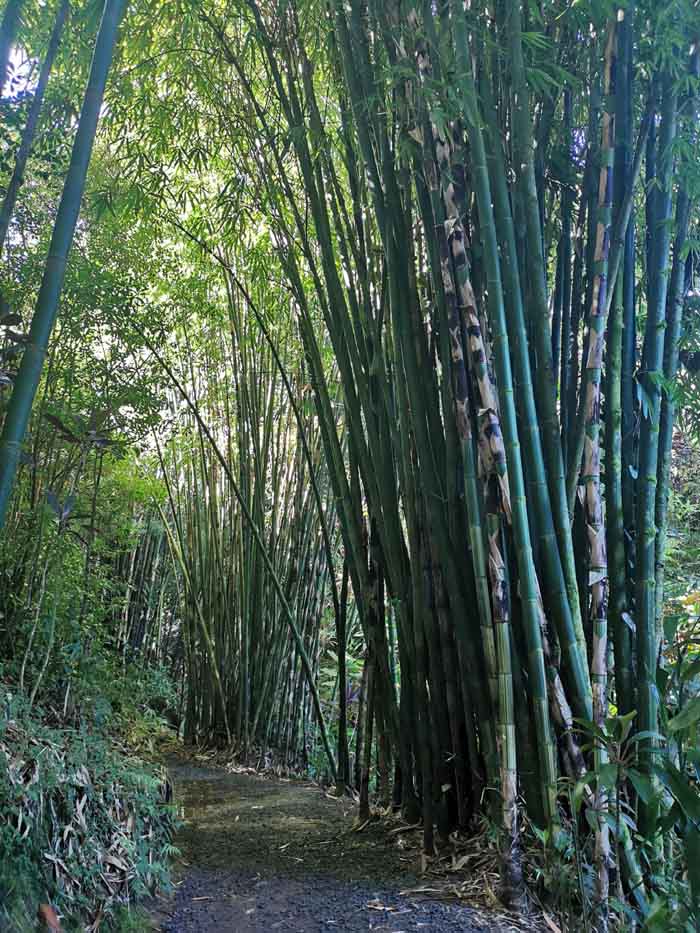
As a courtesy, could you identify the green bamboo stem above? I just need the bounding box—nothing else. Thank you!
[0,0,127,531]
[566,96,651,515]
[0,0,69,257]
[655,50,698,629]
[559,89,574,447]
[578,24,617,924]
[411,34,499,710]
[614,3,638,622]
[451,0,557,834]
[635,74,677,838]
[607,273,633,716]
[655,190,691,629]
[0,0,23,92]
[479,55,592,722]
[504,0,583,654]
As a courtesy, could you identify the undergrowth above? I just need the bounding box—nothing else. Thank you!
[0,677,178,932]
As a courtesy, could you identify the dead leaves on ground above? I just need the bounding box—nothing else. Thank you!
[1,717,175,931]
[362,810,554,933]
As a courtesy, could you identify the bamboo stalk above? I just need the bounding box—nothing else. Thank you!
[0,0,127,528]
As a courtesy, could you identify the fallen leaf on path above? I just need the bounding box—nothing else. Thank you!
[388,823,421,835]
[542,912,563,933]
[399,886,442,896]
[450,853,472,871]
[366,901,397,912]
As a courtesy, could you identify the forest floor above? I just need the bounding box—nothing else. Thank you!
[146,754,542,933]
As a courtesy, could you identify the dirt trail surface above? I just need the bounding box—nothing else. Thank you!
[149,757,508,932]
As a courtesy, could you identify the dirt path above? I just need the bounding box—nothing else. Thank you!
[148,758,506,932]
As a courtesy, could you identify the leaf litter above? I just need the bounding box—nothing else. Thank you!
[149,751,551,932]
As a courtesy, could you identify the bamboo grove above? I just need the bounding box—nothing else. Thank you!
[148,286,345,768]
[1,0,700,928]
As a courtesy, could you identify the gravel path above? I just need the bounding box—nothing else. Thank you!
[149,758,504,932]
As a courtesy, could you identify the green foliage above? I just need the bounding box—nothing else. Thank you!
[0,690,177,932]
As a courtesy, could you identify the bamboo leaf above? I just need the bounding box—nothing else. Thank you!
[642,900,674,931]
[574,717,609,744]
[656,760,700,822]
[667,696,700,734]
[627,768,655,805]
[681,657,700,682]
[627,730,665,745]
[685,826,700,910]
[598,762,618,790]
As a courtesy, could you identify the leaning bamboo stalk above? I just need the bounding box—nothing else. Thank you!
[607,273,631,716]
[0,0,69,257]
[0,0,127,529]
[0,0,24,93]
[559,88,574,452]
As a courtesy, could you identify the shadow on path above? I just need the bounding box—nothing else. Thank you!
[149,758,506,932]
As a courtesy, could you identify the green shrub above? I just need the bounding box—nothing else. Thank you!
[0,691,177,931]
